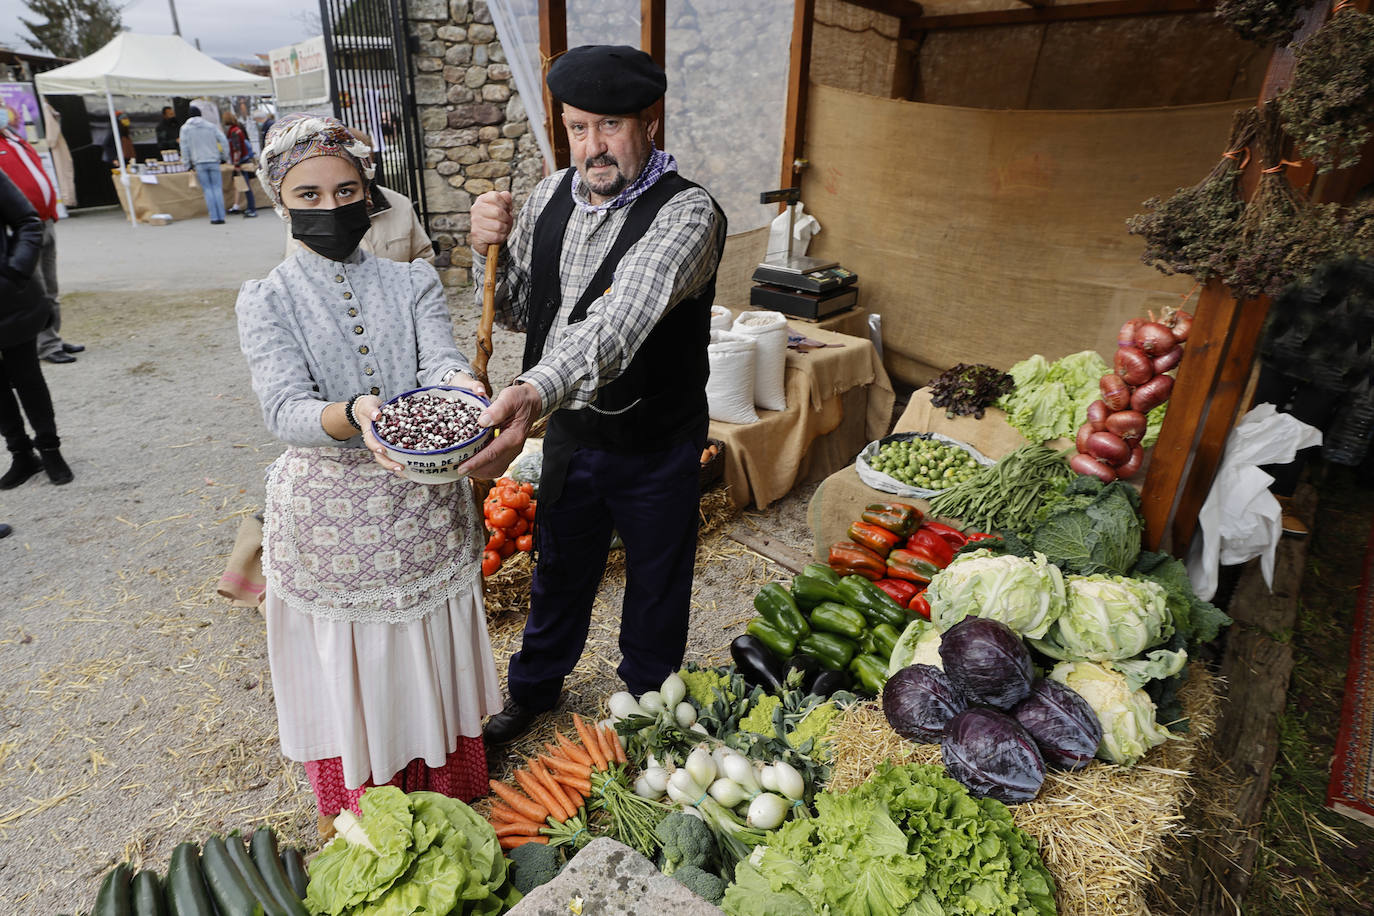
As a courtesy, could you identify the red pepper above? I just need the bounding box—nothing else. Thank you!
[873,578,919,607]
[848,520,902,557]
[860,502,924,537]
[965,532,1000,543]
[906,528,955,568]
[829,541,887,581]
[908,593,931,620]
[886,548,940,584]
[920,521,968,549]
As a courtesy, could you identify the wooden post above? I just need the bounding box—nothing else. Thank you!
[539,0,570,170]
[642,0,666,149]
[780,0,816,193]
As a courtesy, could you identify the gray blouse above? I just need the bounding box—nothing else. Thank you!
[236,247,473,448]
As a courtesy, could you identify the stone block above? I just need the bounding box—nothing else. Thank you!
[436,25,467,42]
[444,44,472,66]
[435,161,463,177]
[487,63,511,82]
[420,108,448,130]
[425,149,447,167]
[426,127,479,148]
[413,23,435,40]
[409,0,447,20]
[501,121,527,139]
[488,42,506,64]
[506,838,723,916]
[469,23,496,43]
[504,94,527,124]
[448,212,471,232]
[450,246,473,268]
[446,145,482,165]
[425,171,473,213]
[465,178,495,195]
[447,85,476,106]
[449,0,471,22]
[447,102,503,127]
[413,74,447,105]
[481,83,511,103]
[464,66,487,89]
[473,43,488,66]
[418,40,447,58]
[466,160,510,179]
[437,266,469,288]
[415,57,443,72]
[433,249,451,268]
[443,66,467,84]
[429,213,455,231]
[473,0,492,24]
[487,138,515,160]
[477,125,501,141]
[433,232,456,250]
[494,177,510,191]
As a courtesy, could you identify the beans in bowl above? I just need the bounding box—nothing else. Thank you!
[373,392,484,451]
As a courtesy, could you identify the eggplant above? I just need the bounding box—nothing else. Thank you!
[730,634,785,691]
[810,668,852,697]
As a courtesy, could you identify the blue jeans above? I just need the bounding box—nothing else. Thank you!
[194,162,226,222]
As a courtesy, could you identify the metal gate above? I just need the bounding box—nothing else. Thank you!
[318,0,428,220]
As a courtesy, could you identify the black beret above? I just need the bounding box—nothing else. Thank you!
[546,45,666,115]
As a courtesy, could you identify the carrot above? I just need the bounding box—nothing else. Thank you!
[572,714,607,770]
[603,724,629,764]
[553,773,592,796]
[487,802,526,824]
[489,778,547,822]
[494,819,547,838]
[499,834,548,850]
[554,730,593,768]
[515,766,570,822]
[541,753,592,779]
[530,757,581,818]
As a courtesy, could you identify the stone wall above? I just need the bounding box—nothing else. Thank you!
[406,0,544,288]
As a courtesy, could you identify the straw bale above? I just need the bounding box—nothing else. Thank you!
[827,664,1221,916]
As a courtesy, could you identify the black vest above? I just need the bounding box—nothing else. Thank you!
[524,169,726,454]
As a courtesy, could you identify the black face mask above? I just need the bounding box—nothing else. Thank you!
[289,199,371,261]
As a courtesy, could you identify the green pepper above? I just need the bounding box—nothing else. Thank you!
[790,571,845,610]
[836,575,908,629]
[849,653,889,696]
[796,632,858,671]
[807,602,868,640]
[753,582,810,641]
[861,502,923,537]
[800,563,842,586]
[746,616,796,660]
[871,622,902,659]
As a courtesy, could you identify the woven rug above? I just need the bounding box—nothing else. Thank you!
[1327,516,1374,828]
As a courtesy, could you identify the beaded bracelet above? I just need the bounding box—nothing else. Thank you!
[343,393,366,431]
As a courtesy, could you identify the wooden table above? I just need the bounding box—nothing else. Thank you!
[111,166,266,224]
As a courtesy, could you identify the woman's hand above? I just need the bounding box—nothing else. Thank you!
[357,394,407,475]
[458,382,542,479]
[443,371,487,398]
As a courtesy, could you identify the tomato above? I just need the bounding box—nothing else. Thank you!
[516,533,533,552]
[519,482,535,495]
[486,528,507,551]
[481,550,502,577]
[499,488,531,510]
[507,517,527,538]
[489,506,518,529]
[521,502,537,522]
[499,540,517,559]
[496,477,516,489]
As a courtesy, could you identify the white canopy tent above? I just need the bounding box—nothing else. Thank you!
[34,32,273,225]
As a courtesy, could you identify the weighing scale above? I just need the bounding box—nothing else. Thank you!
[749,187,858,320]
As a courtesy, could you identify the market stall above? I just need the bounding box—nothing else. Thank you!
[111,165,267,224]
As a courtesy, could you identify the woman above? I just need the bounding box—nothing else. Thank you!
[0,169,73,489]
[222,112,258,217]
[236,115,501,831]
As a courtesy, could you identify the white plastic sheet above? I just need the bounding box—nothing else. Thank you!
[1186,403,1323,600]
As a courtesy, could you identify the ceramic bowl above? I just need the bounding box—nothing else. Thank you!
[372,386,492,484]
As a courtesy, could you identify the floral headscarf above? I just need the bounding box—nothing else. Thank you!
[258,113,374,215]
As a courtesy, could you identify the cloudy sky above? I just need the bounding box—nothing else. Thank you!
[1,0,321,62]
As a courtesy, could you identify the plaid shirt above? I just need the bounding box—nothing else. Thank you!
[473,165,725,415]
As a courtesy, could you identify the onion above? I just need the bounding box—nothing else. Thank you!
[1131,374,1174,413]
[607,691,645,721]
[668,768,707,806]
[685,746,716,787]
[1070,452,1117,482]
[637,690,665,714]
[1114,346,1154,386]
[1076,422,1095,455]
[747,792,790,830]
[1152,345,1183,374]
[1133,321,1177,356]
[1087,430,1131,467]
[675,701,697,729]
[1086,399,1110,431]
[1118,444,1145,479]
[1170,310,1194,342]
[1118,318,1144,348]
[758,764,778,793]
[771,760,806,801]
[722,751,761,793]
[1100,373,1132,411]
[708,777,749,808]
[635,773,663,798]
[1105,409,1147,443]
[642,766,670,794]
[659,672,686,709]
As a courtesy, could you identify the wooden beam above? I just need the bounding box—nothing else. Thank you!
[890,17,922,100]
[913,0,1212,31]
[838,0,925,17]
[641,0,666,149]
[780,0,816,192]
[539,0,569,170]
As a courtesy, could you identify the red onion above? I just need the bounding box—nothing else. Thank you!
[1133,322,1177,356]
[1076,422,1096,455]
[1070,452,1117,482]
[1114,346,1154,386]
[1131,374,1174,413]
[1170,310,1194,342]
[1086,399,1111,432]
[1117,444,1145,479]
[1087,430,1132,467]
[1118,318,1144,348]
[1105,409,1147,443]
[1100,373,1132,411]
[1152,345,1183,374]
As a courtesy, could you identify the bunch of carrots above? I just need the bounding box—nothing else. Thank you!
[488,714,627,850]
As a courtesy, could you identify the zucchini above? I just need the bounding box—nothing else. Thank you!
[249,828,309,916]
[94,862,133,916]
[279,848,308,901]
[223,832,290,916]
[165,842,215,916]
[131,870,166,916]
[199,836,263,916]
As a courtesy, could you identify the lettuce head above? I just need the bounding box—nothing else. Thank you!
[927,549,1066,640]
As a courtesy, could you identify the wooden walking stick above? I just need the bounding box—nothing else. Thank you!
[473,243,500,394]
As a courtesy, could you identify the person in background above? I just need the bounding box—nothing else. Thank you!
[100,112,135,169]
[0,112,83,364]
[179,106,229,225]
[222,111,258,218]
[237,114,501,832]
[155,105,179,151]
[0,169,73,489]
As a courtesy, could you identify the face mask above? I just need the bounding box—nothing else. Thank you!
[0,110,10,130]
[288,199,371,261]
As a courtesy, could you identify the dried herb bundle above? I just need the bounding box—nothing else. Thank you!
[1127,108,1258,280]
[1278,8,1374,173]
[928,363,1015,419]
[1216,0,1317,46]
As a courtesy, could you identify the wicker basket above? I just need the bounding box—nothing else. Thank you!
[699,438,726,490]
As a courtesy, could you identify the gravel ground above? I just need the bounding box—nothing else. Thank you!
[0,208,820,912]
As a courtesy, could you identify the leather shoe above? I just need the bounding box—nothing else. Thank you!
[42,351,76,364]
[0,523,12,539]
[482,698,541,745]
[0,450,42,489]
[39,449,73,485]
[61,342,85,353]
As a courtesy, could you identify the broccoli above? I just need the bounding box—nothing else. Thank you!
[671,865,727,905]
[507,840,562,895]
[655,810,717,875]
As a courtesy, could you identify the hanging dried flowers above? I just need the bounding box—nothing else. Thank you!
[1216,0,1318,47]
[1278,6,1374,173]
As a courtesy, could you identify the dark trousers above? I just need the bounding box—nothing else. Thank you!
[0,338,59,453]
[1252,364,1339,497]
[508,436,702,709]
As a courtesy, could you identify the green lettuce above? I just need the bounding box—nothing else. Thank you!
[997,350,1111,444]
[927,549,1067,640]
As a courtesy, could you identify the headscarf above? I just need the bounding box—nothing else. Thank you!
[257,113,374,215]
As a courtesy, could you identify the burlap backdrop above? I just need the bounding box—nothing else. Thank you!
[800,86,1245,386]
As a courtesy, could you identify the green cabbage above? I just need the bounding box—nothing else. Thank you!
[1029,476,1142,577]
[1034,574,1172,662]
[926,549,1067,640]
[885,618,943,676]
[1048,661,1178,765]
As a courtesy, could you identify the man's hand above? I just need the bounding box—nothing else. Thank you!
[469,190,514,249]
[357,394,407,475]
[459,382,543,479]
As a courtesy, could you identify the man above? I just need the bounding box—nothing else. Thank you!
[0,111,83,363]
[447,45,725,743]
[178,106,230,225]
[155,105,179,150]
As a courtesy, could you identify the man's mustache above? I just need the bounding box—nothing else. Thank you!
[586,154,618,168]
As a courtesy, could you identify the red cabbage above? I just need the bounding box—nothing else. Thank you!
[939,617,1034,709]
[941,708,1047,804]
[883,664,967,743]
[1013,677,1102,770]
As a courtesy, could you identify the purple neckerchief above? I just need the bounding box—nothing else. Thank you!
[572,148,678,213]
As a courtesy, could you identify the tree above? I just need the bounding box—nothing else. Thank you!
[19,0,125,60]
